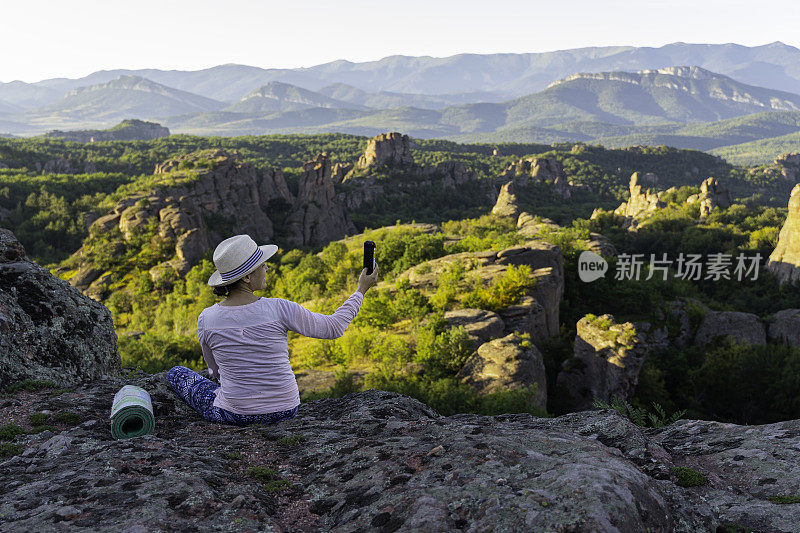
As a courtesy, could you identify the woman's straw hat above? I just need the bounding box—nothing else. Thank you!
[207,234,278,287]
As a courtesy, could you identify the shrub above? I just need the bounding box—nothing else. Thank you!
[670,466,708,487]
[687,340,800,424]
[28,413,50,426]
[4,379,59,393]
[462,264,536,312]
[768,495,800,504]
[53,411,81,425]
[593,395,687,428]
[0,423,26,441]
[0,442,22,458]
[414,320,474,380]
[276,434,306,447]
[247,465,290,492]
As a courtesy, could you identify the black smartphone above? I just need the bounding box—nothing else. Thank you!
[364,240,376,275]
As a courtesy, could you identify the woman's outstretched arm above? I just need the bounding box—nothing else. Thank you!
[278,264,378,339]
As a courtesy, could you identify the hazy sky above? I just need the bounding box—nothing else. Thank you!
[2,0,799,83]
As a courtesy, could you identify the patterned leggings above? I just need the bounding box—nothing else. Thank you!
[166,366,299,427]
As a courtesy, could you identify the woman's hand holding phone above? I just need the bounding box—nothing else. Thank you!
[357,262,378,294]
[358,240,378,294]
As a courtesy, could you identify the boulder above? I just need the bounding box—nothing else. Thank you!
[516,212,560,239]
[694,311,766,346]
[399,243,564,343]
[586,232,619,258]
[767,309,800,347]
[66,149,319,300]
[496,296,549,344]
[496,240,563,276]
[528,267,564,338]
[767,184,800,285]
[456,333,547,411]
[426,160,477,188]
[654,298,710,348]
[491,181,519,217]
[556,314,648,411]
[443,308,505,346]
[0,229,120,389]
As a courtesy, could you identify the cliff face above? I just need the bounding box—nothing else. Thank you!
[1,374,798,532]
[767,183,800,285]
[284,153,357,248]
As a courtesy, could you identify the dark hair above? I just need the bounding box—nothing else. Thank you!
[212,279,243,297]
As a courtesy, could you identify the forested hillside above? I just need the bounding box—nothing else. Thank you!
[1,131,799,426]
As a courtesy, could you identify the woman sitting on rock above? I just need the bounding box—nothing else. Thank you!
[167,234,378,426]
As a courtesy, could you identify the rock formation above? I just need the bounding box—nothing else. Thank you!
[43,120,170,143]
[556,314,649,411]
[443,309,504,347]
[0,229,120,388]
[691,177,733,217]
[614,172,665,230]
[491,181,519,217]
[517,212,617,257]
[1,374,798,531]
[767,309,800,347]
[399,241,564,345]
[761,153,800,183]
[352,132,414,171]
[516,212,560,238]
[694,311,766,346]
[499,157,571,198]
[284,153,357,248]
[456,333,548,411]
[767,184,800,285]
[64,149,356,300]
[340,133,491,211]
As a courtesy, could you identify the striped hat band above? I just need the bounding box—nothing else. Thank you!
[220,247,264,282]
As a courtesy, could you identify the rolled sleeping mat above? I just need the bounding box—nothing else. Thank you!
[110,385,155,439]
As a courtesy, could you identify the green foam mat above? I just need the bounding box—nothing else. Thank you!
[110,385,155,439]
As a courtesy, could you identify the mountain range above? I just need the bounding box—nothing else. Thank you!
[1,42,800,164]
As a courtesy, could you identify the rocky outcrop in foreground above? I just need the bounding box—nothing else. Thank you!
[0,229,120,389]
[1,374,798,532]
[767,183,800,285]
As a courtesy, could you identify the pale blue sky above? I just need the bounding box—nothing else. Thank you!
[2,0,798,82]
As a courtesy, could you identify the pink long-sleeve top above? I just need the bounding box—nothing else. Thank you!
[197,291,364,414]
